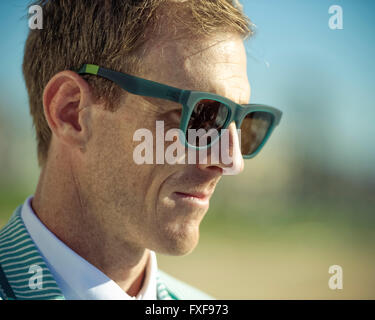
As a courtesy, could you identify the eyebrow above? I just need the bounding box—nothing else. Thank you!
[141,95,181,112]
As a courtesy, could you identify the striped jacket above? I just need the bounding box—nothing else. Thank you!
[0,206,212,300]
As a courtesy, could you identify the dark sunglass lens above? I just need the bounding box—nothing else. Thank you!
[240,112,273,155]
[187,99,229,146]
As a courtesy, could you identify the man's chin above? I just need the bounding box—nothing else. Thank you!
[158,222,201,256]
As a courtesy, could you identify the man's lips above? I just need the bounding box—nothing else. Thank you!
[172,191,212,207]
[175,191,210,200]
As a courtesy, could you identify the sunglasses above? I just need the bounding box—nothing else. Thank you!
[77,64,282,159]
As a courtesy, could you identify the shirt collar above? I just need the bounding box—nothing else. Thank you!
[21,196,158,300]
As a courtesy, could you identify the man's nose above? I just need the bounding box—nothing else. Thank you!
[196,123,244,176]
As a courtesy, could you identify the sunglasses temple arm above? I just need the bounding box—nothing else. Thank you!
[78,64,186,104]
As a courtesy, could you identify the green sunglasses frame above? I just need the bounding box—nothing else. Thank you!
[77,64,282,159]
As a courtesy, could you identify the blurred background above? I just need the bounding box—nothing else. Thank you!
[0,0,374,299]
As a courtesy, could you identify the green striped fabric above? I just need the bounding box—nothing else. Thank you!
[0,206,213,300]
[0,206,63,300]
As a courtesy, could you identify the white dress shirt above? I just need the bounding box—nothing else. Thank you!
[20,196,158,300]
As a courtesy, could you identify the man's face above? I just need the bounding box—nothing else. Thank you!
[80,33,250,255]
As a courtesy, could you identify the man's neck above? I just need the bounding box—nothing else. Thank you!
[32,163,149,297]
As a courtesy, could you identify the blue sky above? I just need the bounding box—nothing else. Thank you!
[243,0,375,178]
[0,0,374,179]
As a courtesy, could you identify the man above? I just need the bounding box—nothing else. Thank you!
[0,0,281,300]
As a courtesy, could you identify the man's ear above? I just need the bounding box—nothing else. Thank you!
[43,70,95,149]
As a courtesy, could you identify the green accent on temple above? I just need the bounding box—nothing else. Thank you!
[85,64,99,75]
